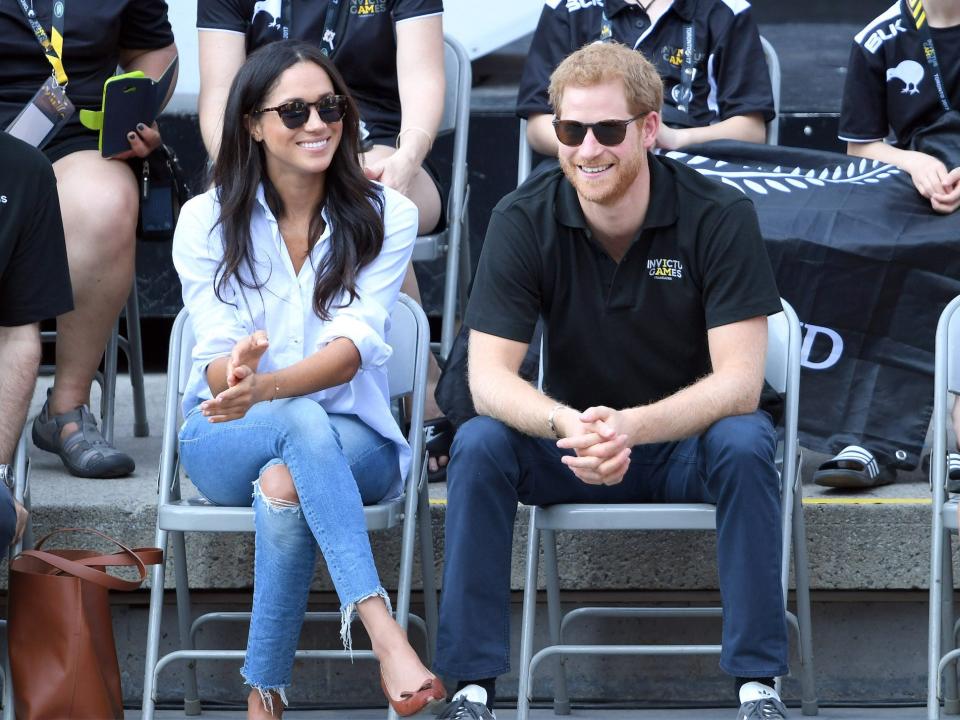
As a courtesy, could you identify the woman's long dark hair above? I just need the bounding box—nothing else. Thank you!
[212,40,385,320]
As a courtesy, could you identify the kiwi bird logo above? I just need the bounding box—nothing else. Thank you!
[253,0,282,29]
[886,60,924,94]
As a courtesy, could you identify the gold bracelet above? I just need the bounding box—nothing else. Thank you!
[395,126,434,151]
[270,373,280,402]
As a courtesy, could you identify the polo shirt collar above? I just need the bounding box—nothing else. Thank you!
[605,0,692,21]
[554,152,678,233]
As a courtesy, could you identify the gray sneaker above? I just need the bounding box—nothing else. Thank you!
[32,393,135,478]
[738,698,788,719]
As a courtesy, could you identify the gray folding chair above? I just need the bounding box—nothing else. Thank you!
[141,294,436,719]
[1,423,33,720]
[926,294,960,719]
[759,35,781,146]
[516,299,818,718]
[39,278,149,444]
[517,33,782,187]
[412,35,472,361]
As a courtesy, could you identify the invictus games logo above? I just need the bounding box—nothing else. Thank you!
[648,258,683,280]
[53,1,64,18]
[351,0,387,15]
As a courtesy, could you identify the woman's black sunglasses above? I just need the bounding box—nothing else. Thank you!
[552,112,649,147]
[254,95,348,129]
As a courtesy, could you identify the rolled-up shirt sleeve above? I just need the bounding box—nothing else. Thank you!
[172,193,248,373]
[315,186,418,369]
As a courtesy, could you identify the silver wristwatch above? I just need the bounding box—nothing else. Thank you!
[0,464,13,491]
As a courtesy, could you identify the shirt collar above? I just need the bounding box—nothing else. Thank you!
[605,0,690,21]
[554,152,678,233]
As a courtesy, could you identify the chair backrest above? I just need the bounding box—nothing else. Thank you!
[759,35,781,146]
[439,36,472,137]
[932,295,960,499]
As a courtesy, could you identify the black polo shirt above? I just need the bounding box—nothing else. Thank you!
[0,133,72,327]
[516,0,774,129]
[839,1,960,148]
[465,154,781,412]
[198,0,443,139]
[0,1,174,129]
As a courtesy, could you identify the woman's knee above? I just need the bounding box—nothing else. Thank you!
[258,464,299,507]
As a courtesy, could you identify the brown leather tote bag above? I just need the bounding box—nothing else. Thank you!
[7,528,162,720]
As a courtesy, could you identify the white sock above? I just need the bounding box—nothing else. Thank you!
[739,681,781,704]
[452,684,488,705]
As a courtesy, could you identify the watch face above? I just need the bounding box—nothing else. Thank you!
[0,464,11,490]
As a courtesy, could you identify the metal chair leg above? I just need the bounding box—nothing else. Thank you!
[417,476,439,664]
[172,531,202,715]
[792,483,818,715]
[945,536,960,715]
[542,530,570,716]
[124,281,150,437]
[141,528,169,720]
[101,319,120,445]
[516,508,541,720]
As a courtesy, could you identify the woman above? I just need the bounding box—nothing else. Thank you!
[172,40,444,719]
[196,0,453,480]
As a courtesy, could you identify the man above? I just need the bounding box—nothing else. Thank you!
[817,0,960,488]
[435,42,789,720]
[0,133,73,548]
[517,0,774,156]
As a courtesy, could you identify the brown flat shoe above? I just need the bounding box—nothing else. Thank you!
[380,672,446,717]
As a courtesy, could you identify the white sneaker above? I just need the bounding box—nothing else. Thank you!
[437,684,496,719]
[737,682,788,719]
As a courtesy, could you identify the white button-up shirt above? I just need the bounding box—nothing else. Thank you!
[173,183,418,494]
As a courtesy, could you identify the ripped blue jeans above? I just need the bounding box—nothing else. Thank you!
[178,397,399,710]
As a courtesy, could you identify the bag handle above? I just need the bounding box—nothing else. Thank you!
[18,528,163,591]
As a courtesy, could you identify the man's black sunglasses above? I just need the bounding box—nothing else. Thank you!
[254,95,348,129]
[552,112,649,147]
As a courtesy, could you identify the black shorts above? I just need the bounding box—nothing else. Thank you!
[42,117,100,164]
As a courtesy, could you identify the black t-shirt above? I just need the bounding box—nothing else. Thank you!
[465,155,781,412]
[197,0,444,138]
[839,1,960,147]
[516,0,774,128]
[0,133,73,326]
[0,0,174,129]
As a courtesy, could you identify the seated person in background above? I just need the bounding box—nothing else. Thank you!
[0,133,73,548]
[517,0,774,157]
[817,0,960,489]
[0,0,178,478]
[174,41,443,719]
[435,42,790,720]
[197,0,451,475]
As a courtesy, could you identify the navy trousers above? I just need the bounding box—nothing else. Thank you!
[434,410,789,681]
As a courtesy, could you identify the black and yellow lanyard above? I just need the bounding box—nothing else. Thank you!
[907,0,953,112]
[15,0,67,87]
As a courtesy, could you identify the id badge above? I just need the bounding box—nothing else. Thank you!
[5,76,74,149]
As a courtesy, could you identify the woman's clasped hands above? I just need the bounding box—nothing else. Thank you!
[201,331,271,423]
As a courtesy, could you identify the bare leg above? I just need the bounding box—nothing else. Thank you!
[357,595,435,701]
[247,689,283,719]
[363,145,441,235]
[256,466,433,703]
[0,324,40,465]
[49,151,138,435]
